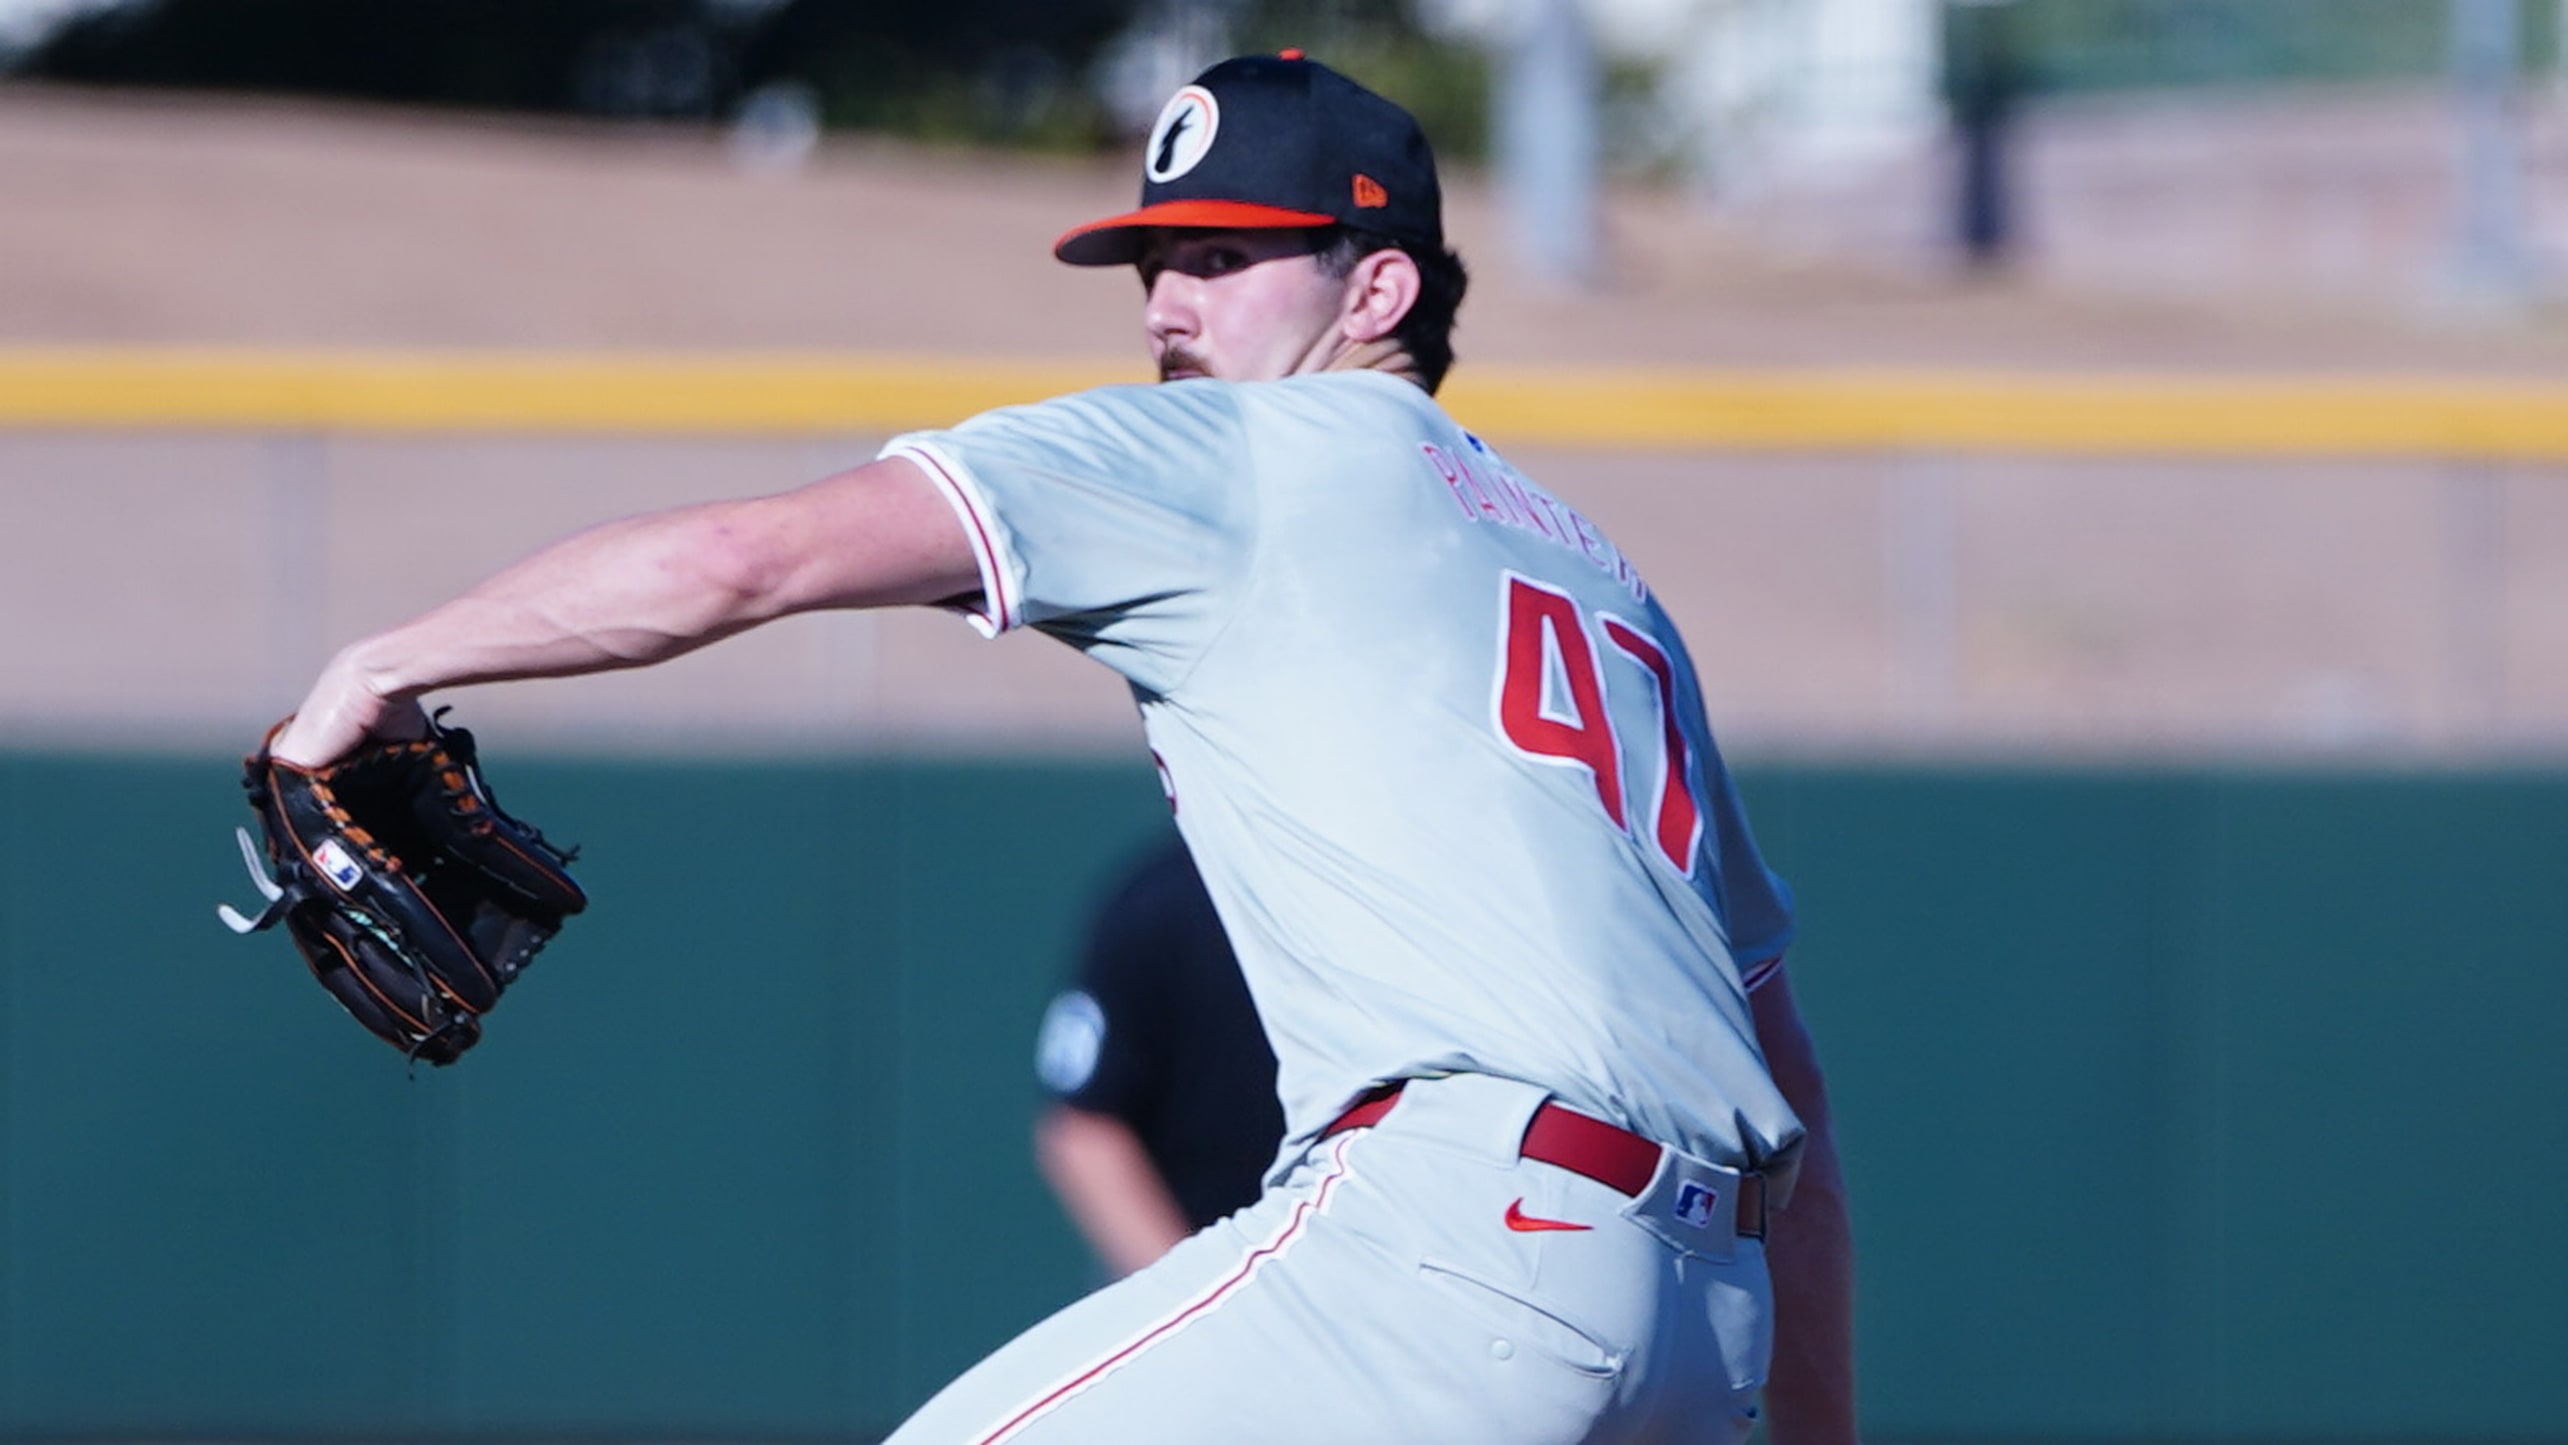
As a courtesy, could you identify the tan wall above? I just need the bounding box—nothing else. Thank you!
[7,428,2558,760]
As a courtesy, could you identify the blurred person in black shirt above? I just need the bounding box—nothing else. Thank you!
[1033,834,1284,1277]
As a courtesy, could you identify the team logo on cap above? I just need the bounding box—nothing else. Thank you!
[1145,85,1219,183]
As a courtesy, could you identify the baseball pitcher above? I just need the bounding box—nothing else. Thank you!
[265,53,1858,1445]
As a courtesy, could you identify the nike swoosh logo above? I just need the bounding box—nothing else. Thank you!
[1503,1199,1592,1233]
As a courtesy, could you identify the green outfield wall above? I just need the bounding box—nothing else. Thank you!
[2,752,2563,1442]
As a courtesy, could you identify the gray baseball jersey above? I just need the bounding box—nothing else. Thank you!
[884,369,1800,1173]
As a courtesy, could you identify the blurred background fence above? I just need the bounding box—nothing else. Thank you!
[6,0,2568,1440]
[4,750,2567,1443]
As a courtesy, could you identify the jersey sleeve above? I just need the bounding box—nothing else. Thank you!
[882,381,1259,690]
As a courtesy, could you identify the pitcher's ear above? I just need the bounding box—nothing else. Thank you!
[1340,247,1422,344]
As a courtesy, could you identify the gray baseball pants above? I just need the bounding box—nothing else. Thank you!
[883,1072,1773,1444]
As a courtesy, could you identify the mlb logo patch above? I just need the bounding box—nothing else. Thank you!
[312,839,364,892]
[1673,1181,1719,1230]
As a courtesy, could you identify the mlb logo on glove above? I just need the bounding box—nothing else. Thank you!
[311,838,364,892]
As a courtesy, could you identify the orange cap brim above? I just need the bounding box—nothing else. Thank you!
[1053,199,1339,266]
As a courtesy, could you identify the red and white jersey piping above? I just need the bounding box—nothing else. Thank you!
[888,438,1025,638]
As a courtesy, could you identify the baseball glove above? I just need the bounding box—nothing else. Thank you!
[218,710,586,1065]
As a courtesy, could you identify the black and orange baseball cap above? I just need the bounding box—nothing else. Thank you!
[1053,52,1444,267]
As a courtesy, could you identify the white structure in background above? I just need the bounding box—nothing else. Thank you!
[1657,0,1943,203]
[1422,0,1945,201]
[1419,0,1945,282]
[1493,0,1605,285]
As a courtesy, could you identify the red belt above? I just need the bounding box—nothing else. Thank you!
[1319,1081,1768,1239]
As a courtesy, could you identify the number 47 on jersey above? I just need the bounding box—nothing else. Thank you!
[1494,573,1705,877]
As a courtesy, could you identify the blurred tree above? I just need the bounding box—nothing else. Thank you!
[1992,0,2540,95]
[10,0,1494,155]
[20,0,743,118]
[732,0,1138,147]
[14,0,1150,142]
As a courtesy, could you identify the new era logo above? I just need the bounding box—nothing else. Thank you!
[1352,173,1388,209]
